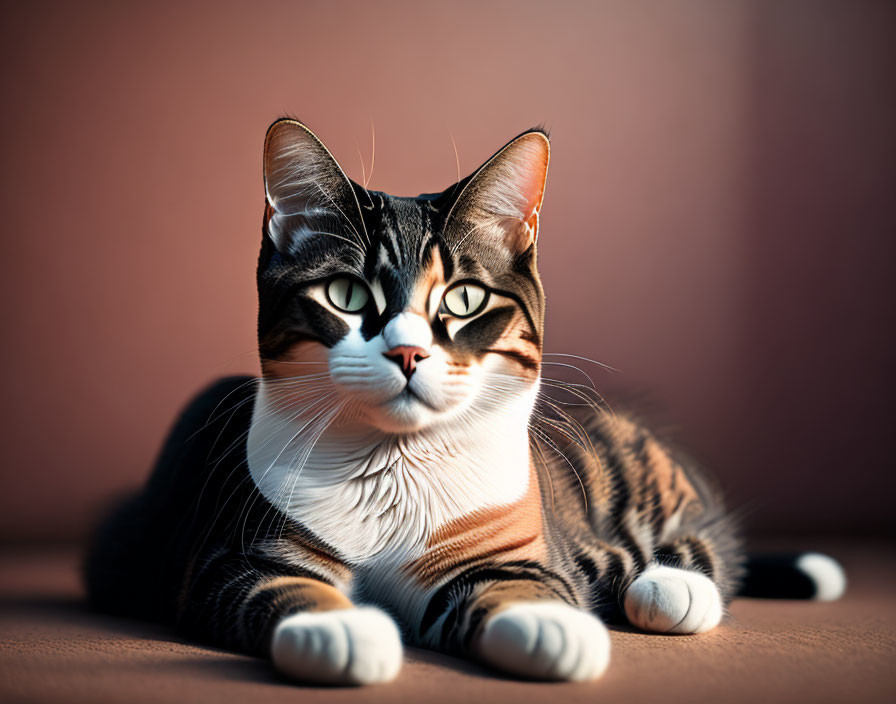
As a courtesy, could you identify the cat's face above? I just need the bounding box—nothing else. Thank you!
[257,119,549,433]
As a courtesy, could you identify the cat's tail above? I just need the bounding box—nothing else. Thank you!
[738,552,846,600]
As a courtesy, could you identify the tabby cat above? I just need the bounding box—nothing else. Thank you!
[85,119,845,684]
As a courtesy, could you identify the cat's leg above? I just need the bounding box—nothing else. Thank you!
[623,535,730,635]
[179,549,402,685]
[423,565,610,682]
[574,414,740,635]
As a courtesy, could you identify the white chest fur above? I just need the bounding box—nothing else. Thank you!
[246,383,534,566]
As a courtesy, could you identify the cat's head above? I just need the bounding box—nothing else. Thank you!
[257,118,548,434]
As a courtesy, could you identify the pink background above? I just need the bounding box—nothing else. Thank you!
[1,0,893,542]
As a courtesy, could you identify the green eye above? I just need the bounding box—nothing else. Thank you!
[326,277,370,313]
[442,282,488,318]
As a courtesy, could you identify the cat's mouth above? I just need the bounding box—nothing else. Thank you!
[362,383,443,433]
[390,385,437,411]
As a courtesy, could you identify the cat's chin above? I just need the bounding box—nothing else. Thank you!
[362,389,445,434]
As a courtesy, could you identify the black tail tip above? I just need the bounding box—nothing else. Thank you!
[740,552,847,601]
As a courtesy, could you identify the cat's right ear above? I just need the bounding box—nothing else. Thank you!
[263,118,366,254]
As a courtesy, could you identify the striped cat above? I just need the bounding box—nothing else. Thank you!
[85,119,845,685]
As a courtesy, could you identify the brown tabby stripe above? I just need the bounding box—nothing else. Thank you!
[461,575,572,649]
[420,561,577,649]
[570,413,704,562]
[268,531,354,587]
[566,538,636,616]
[177,546,353,655]
[655,535,719,580]
[236,576,353,651]
[484,347,540,372]
[408,466,547,587]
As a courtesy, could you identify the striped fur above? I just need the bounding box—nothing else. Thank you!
[85,119,745,684]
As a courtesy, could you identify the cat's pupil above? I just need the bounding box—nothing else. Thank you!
[344,280,354,308]
[461,286,469,311]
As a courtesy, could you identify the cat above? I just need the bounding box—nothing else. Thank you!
[85,118,846,685]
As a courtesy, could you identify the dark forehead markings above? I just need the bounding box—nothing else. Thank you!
[356,192,539,334]
[418,231,432,265]
[360,195,392,276]
[380,267,411,308]
[379,231,401,269]
[382,203,405,268]
[363,195,429,271]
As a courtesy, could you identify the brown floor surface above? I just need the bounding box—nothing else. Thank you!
[0,544,894,704]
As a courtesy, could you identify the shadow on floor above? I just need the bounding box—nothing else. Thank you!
[0,594,521,686]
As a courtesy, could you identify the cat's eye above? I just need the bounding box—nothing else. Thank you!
[326,277,370,313]
[442,282,488,318]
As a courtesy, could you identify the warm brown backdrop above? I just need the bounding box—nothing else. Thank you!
[1,0,893,543]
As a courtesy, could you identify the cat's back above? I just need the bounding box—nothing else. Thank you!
[538,404,725,544]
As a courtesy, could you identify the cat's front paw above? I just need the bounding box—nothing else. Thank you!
[474,601,610,682]
[624,565,722,634]
[270,607,403,685]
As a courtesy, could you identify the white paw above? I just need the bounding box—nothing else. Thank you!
[475,601,611,682]
[270,607,403,685]
[624,565,722,634]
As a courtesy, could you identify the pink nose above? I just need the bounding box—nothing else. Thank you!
[383,346,429,379]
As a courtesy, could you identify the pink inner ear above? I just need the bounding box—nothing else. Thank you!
[501,137,547,246]
[506,137,549,220]
[448,131,549,252]
[518,159,548,217]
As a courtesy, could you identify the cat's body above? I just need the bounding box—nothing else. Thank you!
[86,119,844,684]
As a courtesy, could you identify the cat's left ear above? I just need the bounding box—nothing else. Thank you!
[444,129,549,254]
